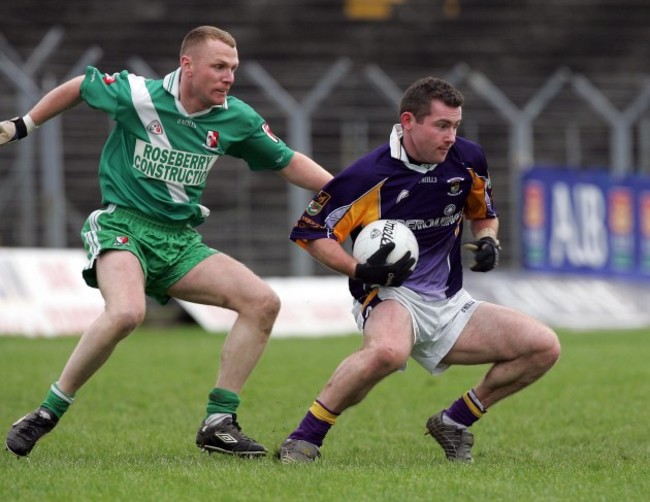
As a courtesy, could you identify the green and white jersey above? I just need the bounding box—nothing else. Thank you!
[80,66,295,226]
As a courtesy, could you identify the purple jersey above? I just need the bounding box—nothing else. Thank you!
[290,125,497,301]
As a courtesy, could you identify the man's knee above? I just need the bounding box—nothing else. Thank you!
[365,344,410,375]
[519,324,561,376]
[107,304,146,337]
[538,326,561,368]
[252,287,281,325]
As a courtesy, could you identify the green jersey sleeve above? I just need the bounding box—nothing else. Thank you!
[80,66,131,120]
[222,97,295,171]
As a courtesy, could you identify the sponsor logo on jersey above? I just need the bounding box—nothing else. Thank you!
[397,189,410,203]
[306,191,331,216]
[262,122,280,143]
[102,73,117,85]
[400,211,462,230]
[177,118,196,129]
[146,120,164,135]
[419,176,437,184]
[132,140,218,186]
[296,215,325,230]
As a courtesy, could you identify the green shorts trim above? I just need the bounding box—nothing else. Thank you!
[81,204,218,304]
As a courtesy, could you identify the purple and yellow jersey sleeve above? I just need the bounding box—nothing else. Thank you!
[462,160,497,221]
[464,169,493,220]
[291,166,388,249]
[290,134,497,301]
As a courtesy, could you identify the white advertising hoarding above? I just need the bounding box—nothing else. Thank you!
[1,249,648,337]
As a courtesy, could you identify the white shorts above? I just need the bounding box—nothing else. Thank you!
[352,287,481,375]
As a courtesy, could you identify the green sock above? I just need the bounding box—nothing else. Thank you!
[40,382,75,419]
[206,388,240,418]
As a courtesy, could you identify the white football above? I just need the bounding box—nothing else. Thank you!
[352,219,419,271]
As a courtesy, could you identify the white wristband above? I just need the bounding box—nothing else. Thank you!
[22,114,37,134]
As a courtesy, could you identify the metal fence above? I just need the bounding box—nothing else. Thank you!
[2,27,650,276]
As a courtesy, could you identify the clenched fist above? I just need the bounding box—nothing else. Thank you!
[464,236,500,272]
[0,117,29,146]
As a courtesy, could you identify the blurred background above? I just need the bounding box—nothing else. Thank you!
[1,0,649,333]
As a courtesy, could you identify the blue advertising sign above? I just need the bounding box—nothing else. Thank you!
[521,167,650,281]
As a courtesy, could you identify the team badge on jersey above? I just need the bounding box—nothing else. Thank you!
[205,130,220,150]
[102,73,117,85]
[114,236,130,246]
[306,190,331,216]
[147,120,164,135]
[447,177,463,196]
[262,122,279,143]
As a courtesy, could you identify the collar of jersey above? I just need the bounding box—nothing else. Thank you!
[163,68,229,115]
[389,124,438,174]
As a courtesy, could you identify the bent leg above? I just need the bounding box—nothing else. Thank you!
[442,302,561,408]
[57,251,147,395]
[279,299,414,461]
[6,250,147,457]
[167,252,280,393]
[426,303,559,462]
[318,299,414,412]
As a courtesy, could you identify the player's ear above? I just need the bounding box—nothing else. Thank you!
[180,55,193,76]
[400,111,415,130]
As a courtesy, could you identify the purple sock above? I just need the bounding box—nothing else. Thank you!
[288,398,341,448]
[445,390,485,427]
[288,411,332,447]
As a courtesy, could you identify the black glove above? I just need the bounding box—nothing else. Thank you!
[0,117,29,146]
[464,236,500,272]
[354,242,415,287]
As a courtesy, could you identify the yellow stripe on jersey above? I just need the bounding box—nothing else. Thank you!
[330,179,386,243]
[293,179,386,250]
[309,400,338,425]
[463,168,491,220]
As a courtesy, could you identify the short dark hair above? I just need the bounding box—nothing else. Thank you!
[180,26,236,58]
[399,77,464,121]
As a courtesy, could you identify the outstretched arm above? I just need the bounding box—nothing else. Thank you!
[0,75,84,146]
[28,75,85,125]
[276,151,332,192]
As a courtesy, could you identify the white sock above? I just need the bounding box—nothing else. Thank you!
[442,412,468,429]
[205,413,231,426]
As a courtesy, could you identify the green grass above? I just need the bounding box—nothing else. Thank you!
[1,327,649,501]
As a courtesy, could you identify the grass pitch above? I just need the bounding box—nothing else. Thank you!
[1,326,649,501]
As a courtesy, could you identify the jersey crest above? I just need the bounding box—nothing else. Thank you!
[205,130,219,149]
[102,73,117,85]
[146,120,164,135]
[262,122,279,143]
